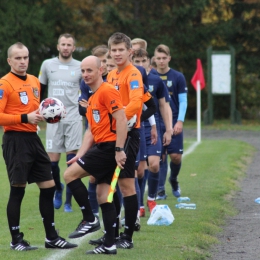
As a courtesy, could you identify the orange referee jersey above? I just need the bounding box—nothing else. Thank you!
[0,72,40,132]
[87,82,124,143]
[107,63,143,128]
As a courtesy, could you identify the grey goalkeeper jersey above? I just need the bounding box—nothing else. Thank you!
[39,57,82,121]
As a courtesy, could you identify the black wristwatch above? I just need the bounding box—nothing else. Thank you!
[115,147,124,152]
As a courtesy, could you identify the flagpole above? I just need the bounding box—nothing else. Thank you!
[196,80,201,143]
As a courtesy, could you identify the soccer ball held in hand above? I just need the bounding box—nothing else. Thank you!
[39,97,66,124]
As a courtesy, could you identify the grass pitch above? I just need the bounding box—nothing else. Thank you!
[0,124,255,259]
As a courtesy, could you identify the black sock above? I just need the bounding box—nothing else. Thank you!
[39,186,58,240]
[7,186,25,242]
[100,202,116,247]
[51,161,61,190]
[67,179,94,222]
[123,194,138,239]
[113,192,121,237]
[170,161,182,180]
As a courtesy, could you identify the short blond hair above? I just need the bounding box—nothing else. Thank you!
[131,38,147,50]
[7,42,28,58]
[154,44,170,56]
[91,45,108,57]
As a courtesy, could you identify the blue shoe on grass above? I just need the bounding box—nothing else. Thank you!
[54,183,64,209]
[64,203,73,212]
[168,178,181,198]
[156,190,168,200]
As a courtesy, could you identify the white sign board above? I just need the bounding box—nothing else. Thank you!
[211,54,231,94]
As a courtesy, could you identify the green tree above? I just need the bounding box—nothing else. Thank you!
[0,0,55,76]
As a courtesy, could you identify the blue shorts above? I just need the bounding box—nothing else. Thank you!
[145,125,162,157]
[160,122,183,155]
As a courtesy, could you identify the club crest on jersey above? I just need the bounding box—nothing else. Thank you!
[71,71,75,76]
[167,81,172,87]
[148,85,154,92]
[114,85,119,91]
[32,87,39,98]
[19,91,28,105]
[92,109,100,123]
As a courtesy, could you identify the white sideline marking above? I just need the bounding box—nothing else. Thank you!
[42,229,103,260]
[43,141,200,260]
[183,141,200,158]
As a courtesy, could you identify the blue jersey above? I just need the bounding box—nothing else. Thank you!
[79,79,92,102]
[149,68,158,76]
[135,65,148,88]
[158,68,187,120]
[144,73,169,127]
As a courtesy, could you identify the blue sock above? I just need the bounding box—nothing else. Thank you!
[65,154,76,205]
[169,161,182,181]
[158,156,168,191]
[140,169,148,207]
[148,171,159,199]
[88,182,99,215]
[135,177,140,209]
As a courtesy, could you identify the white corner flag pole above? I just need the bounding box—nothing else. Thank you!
[196,80,201,143]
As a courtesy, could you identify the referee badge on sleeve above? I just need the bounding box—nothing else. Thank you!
[92,109,100,123]
[19,91,28,105]
[0,89,4,99]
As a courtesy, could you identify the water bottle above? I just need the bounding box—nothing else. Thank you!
[255,197,260,204]
[175,203,196,209]
[177,197,190,202]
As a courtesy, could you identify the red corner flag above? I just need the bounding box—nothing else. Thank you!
[191,59,205,91]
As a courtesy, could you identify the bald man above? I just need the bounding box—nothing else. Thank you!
[64,56,128,255]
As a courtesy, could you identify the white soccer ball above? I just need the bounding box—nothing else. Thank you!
[39,97,66,124]
[127,114,137,131]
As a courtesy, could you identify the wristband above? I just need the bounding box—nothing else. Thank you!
[115,147,124,152]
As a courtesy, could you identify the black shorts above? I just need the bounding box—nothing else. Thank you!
[2,131,53,185]
[77,142,117,185]
[119,128,140,179]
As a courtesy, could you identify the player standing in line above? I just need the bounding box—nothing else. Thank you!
[132,48,172,213]
[64,55,128,255]
[106,32,143,249]
[106,53,117,72]
[39,33,82,212]
[154,44,188,198]
[0,42,77,251]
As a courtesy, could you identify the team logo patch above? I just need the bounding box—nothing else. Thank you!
[148,85,154,92]
[19,92,28,105]
[32,87,39,98]
[114,85,119,91]
[92,109,100,123]
[71,71,75,76]
[167,81,172,87]
[130,80,139,90]
[0,89,4,99]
